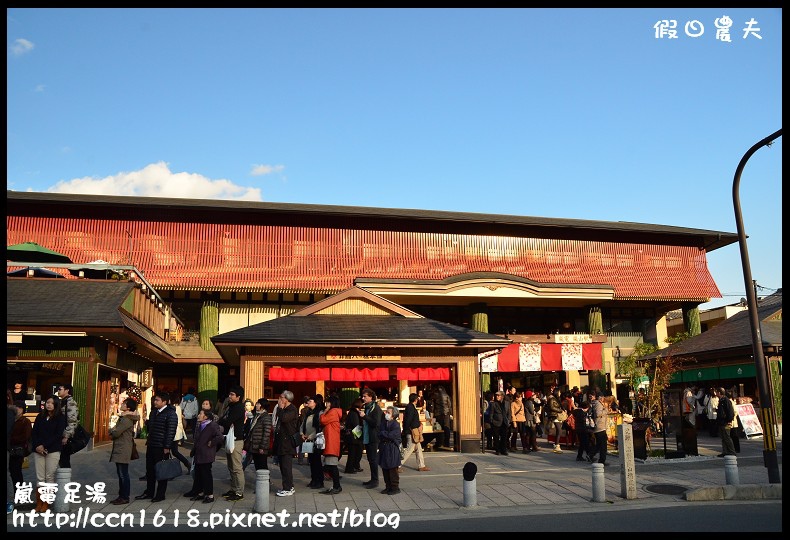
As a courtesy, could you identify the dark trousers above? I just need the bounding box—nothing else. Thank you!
[9,454,24,496]
[525,424,538,451]
[364,442,379,482]
[382,467,400,490]
[115,463,130,499]
[59,440,73,468]
[730,427,741,452]
[192,462,214,496]
[576,430,591,459]
[493,423,510,454]
[171,441,190,470]
[278,452,294,491]
[252,453,268,470]
[145,446,169,498]
[591,430,608,464]
[308,450,324,486]
[435,414,452,448]
[345,443,362,472]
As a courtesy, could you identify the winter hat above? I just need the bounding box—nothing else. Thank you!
[524,391,533,399]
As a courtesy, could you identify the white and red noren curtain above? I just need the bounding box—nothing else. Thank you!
[480,343,602,372]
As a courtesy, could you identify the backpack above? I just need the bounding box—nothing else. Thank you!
[181,397,198,420]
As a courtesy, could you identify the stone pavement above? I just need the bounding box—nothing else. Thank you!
[7,431,781,529]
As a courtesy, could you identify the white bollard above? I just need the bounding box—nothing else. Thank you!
[254,469,270,513]
[723,455,739,485]
[52,467,72,513]
[462,462,478,507]
[462,478,477,507]
[591,463,606,502]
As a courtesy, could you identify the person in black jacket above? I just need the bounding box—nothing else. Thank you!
[359,388,383,488]
[400,393,429,471]
[274,390,299,497]
[342,398,364,474]
[218,385,246,501]
[135,392,177,503]
[490,391,512,456]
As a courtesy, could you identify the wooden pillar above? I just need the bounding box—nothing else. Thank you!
[242,359,265,403]
[457,356,481,453]
[199,300,219,351]
[682,303,701,336]
[470,302,490,393]
[197,364,219,407]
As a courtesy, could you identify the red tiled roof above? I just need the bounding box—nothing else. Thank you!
[6,217,721,300]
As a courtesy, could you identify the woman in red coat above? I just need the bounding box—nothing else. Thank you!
[319,395,343,495]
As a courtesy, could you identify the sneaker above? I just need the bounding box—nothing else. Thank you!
[553,445,563,454]
[221,490,236,498]
[227,493,244,502]
[275,488,295,497]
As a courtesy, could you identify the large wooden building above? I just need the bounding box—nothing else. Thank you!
[6,190,738,452]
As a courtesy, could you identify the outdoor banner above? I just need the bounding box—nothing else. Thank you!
[735,403,763,438]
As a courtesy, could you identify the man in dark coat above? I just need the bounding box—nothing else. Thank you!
[218,385,245,501]
[359,387,383,488]
[490,391,512,455]
[274,390,299,497]
[135,392,177,502]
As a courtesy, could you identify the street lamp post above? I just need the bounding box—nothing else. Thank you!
[731,128,781,484]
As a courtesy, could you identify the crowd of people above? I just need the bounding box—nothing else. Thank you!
[482,384,616,465]
[6,384,450,512]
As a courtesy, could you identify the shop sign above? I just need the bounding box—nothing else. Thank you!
[554,334,592,344]
[140,369,153,388]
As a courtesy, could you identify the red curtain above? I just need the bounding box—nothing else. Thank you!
[497,344,520,372]
[396,367,450,381]
[582,343,603,370]
[330,367,389,381]
[540,344,563,371]
[268,367,330,381]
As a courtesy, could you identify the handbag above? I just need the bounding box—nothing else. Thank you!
[411,426,424,444]
[556,410,568,422]
[155,456,182,481]
[224,424,235,455]
[301,441,314,454]
[130,444,140,460]
[69,424,93,454]
[10,445,28,458]
[314,432,325,450]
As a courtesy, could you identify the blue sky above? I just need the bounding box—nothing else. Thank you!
[7,8,782,310]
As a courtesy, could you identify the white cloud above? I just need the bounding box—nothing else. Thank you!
[9,38,34,56]
[45,162,263,201]
[34,84,45,92]
[250,164,285,176]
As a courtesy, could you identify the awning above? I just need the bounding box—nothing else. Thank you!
[682,366,720,382]
[396,367,450,381]
[718,363,756,379]
[330,367,389,382]
[268,367,330,381]
[480,342,602,372]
